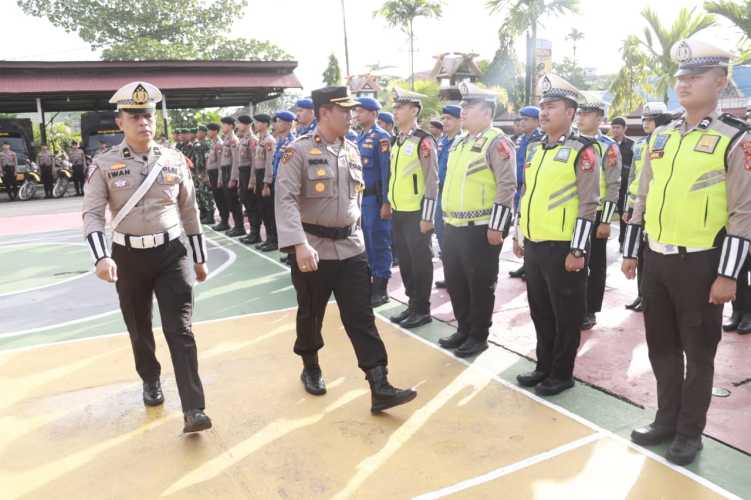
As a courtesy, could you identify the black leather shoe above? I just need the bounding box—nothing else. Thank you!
[666,435,703,465]
[300,367,327,396]
[242,232,262,245]
[625,297,642,310]
[630,423,675,446]
[366,366,417,414]
[509,265,526,279]
[535,377,575,396]
[390,308,411,324]
[736,313,751,335]
[143,380,164,406]
[723,310,743,332]
[438,331,468,349]
[434,280,447,289]
[227,226,246,237]
[581,313,597,331]
[200,216,216,225]
[400,312,432,329]
[260,241,278,252]
[370,277,389,307]
[633,300,644,312]
[183,409,212,433]
[212,221,230,231]
[516,370,548,387]
[455,337,489,358]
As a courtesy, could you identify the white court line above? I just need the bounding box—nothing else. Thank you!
[0,236,235,340]
[204,226,290,269]
[412,432,605,499]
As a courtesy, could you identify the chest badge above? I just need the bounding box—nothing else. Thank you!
[317,168,327,177]
[315,182,326,193]
[309,147,322,156]
[404,143,415,156]
[652,134,670,151]
[694,134,720,154]
[554,148,571,162]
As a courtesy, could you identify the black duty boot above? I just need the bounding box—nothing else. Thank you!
[438,331,468,349]
[535,377,575,396]
[723,310,743,332]
[737,313,751,335]
[508,265,526,279]
[260,240,278,252]
[183,409,212,433]
[666,435,703,466]
[390,305,411,324]
[300,354,326,395]
[370,277,389,307]
[434,280,447,289]
[143,379,164,407]
[242,231,261,245]
[630,423,675,446]
[625,296,642,310]
[581,313,597,331]
[455,337,488,358]
[227,226,246,237]
[366,366,417,414]
[516,370,548,387]
[400,310,432,329]
[212,221,230,232]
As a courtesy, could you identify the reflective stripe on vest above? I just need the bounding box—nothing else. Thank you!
[627,139,647,207]
[441,128,502,225]
[644,127,730,248]
[520,139,585,242]
[388,134,425,211]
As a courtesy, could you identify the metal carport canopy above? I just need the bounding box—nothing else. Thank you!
[0,60,302,113]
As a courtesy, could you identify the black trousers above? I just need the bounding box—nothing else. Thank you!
[636,239,645,297]
[444,224,502,341]
[524,240,587,380]
[2,166,17,199]
[112,239,205,412]
[732,257,751,313]
[392,210,433,313]
[239,166,261,233]
[41,166,54,197]
[290,252,388,371]
[617,165,630,247]
[642,246,723,437]
[72,163,85,195]
[261,180,277,242]
[221,165,244,230]
[586,211,607,314]
[207,169,228,223]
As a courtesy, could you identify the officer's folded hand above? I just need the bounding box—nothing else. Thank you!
[513,238,524,258]
[95,257,118,283]
[262,184,271,197]
[419,220,434,234]
[249,178,256,191]
[194,263,208,283]
[487,229,503,246]
[564,253,585,273]
[380,203,392,220]
[622,212,631,223]
[228,179,238,190]
[295,242,319,272]
[709,276,736,304]
[595,223,611,240]
[621,259,637,280]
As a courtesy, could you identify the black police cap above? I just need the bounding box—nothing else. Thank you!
[237,115,253,125]
[311,86,359,112]
[253,113,272,125]
[220,116,236,125]
[206,123,221,131]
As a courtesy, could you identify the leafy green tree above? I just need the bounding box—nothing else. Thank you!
[705,0,751,63]
[552,57,588,90]
[483,29,525,109]
[566,28,584,66]
[374,0,443,90]
[609,36,654,118]
[322,54,343,86]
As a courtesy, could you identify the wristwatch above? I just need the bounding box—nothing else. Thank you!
[570,249,586,258]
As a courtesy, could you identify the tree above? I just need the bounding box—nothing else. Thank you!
[16,0,291,61]
[322,54,343,86]
[608,36,654,118]
[482,29,525,109]
[552,57,588,89]
[637,7,715,103]
[705,0,751,63]
[486,0,579,104]
[566,28,584,66]
[374,0,444,90]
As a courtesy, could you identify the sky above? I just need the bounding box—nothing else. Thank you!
[0,0,743,94]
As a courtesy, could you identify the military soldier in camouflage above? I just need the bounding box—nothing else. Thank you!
[192,125,215,224]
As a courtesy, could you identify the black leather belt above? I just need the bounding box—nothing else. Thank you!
[303,223,353,240]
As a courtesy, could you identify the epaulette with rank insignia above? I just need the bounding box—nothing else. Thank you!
[719,113,750,132]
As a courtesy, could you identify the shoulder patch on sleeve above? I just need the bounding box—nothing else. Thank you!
[579,146,596,173]
[742,138,751,171]
[607,143,619,168]
[420,138,434,158]
[496,137,512,159]
[85,164,99,183]
[380,138,390,153]
[281,147,294,165]
[265,140,274,152]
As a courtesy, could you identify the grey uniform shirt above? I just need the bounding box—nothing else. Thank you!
[37,152,53,168]
[222,133,240,181]
[631,111,751,242]
[82,140,201,237]
[206,137,223,171]
[69,148,87,167]
[256,133,276,185]
[275,128,366,261]
[237,132,256,168]
[0,150,17,168]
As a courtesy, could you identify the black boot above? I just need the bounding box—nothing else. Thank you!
[630,423,675,446]
[455,337,488,358]
[723,310,743,332]
[625,296,642,310]
[509,265,526,279]
[535,377,575,396]
[390,304,411,324]
[438,331,468,349]
[142,379,164,407]
[242,231,261,245]
[370,277,389,307]
[227,225,246,237]
[300,354,326,395]
[366,366,417,414]
[516,370,548,387]
[183,409,212,433]
[260,240,278,252]
[400,310,432,329]
[434,280,447,289]
[212,221,230,231]
[666,435,703,465]
[737,313,751,335]
[581,313,597,331]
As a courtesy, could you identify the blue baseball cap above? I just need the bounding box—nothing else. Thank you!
[356,97,382,112]
[442,105,462,119]
[377,112,394,125]
[274,111,296,123]
[295,98,314,110]
[519,106,540,119]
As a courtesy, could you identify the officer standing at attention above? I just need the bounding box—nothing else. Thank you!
[377,112,395,137]
[82,81,211,433]
[207,123,228,230]
[37,144,55,199]
[353,97,393,307]
[385,88,439,329]
[245,113,276,247]
[622,39,751,465]
[275,86,417,413]
[220,116,246,237]
[236,115,258,240]
[0,142,18,200]
[513,74,600,396]
[192,125,215,225]
[295,98,317,136]
[576,97,621,330]
[69,140,87,196]
[437,83,517,357]
[434,104,463,289]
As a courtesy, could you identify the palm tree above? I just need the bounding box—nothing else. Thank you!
[486,0,579,104]
[638,7,716,103]
[374,0,443,90]
[705,0,751,63]
[566,28,584,66]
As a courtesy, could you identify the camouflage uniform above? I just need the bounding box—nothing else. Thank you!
[192,137,215,224]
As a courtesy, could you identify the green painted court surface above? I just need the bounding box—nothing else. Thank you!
[0,243,90,295]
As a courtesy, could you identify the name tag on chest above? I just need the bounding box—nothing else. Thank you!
[554,148,571,162]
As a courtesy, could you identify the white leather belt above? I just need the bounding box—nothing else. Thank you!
[648,239,712,255]
[112,226,182,249]
[446,220,489,228]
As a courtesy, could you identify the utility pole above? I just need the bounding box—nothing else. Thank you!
[341,0,351,77]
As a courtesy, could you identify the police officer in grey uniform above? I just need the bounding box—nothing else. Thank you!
[275,86,417,414]
[82,81,211,434]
